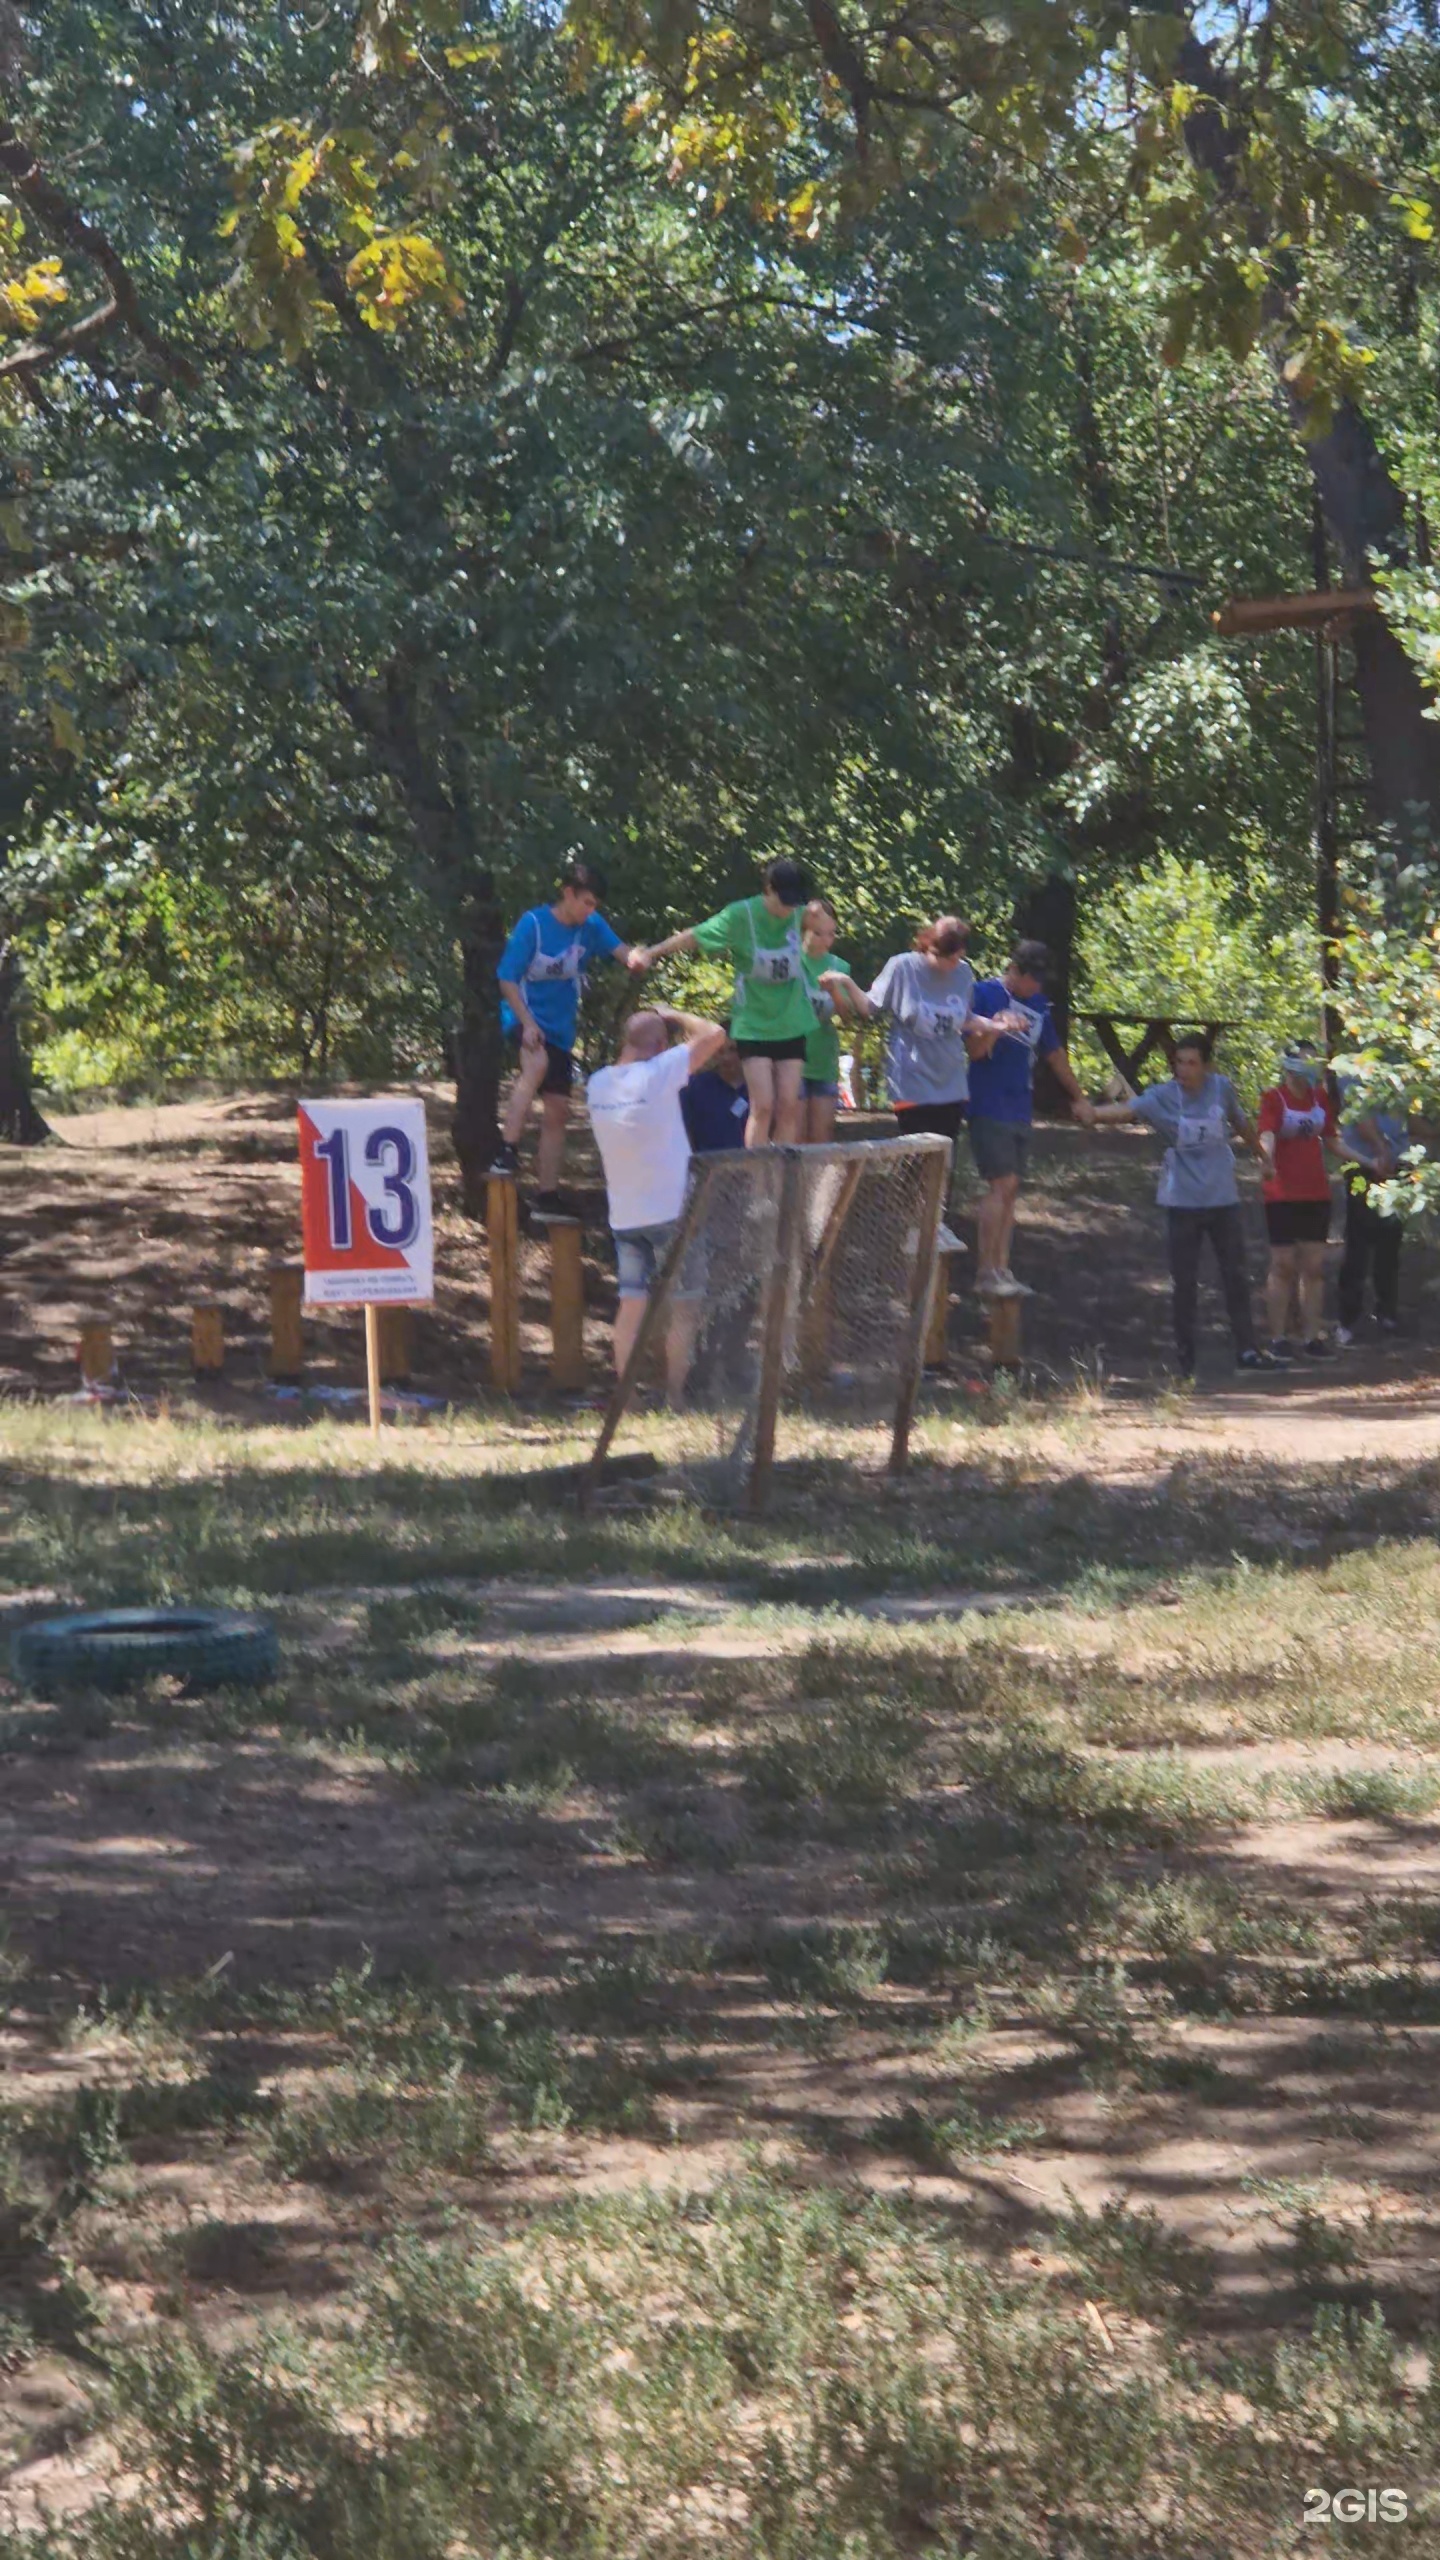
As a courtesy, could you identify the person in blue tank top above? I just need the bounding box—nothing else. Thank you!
[491,853,648,1215]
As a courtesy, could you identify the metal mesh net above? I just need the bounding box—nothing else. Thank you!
[594,1136,949,1505]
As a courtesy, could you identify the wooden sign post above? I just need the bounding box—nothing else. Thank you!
[297,1098,434,1437]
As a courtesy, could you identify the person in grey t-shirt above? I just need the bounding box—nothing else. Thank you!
[1084,1033,1284,1379]
[832,919,975,1138]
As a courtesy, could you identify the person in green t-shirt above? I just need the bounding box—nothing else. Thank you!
[634,858,815,1144]
[799,897,854,1143]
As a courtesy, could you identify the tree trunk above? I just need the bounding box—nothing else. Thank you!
[1281,391,1440,850]
[1012,871,1077,1113]
[453,885,506,1217]
[335,672,508,1217]
[1174,21,1440,851]
[0,943,50,1145]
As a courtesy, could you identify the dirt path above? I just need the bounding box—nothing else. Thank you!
[4,1093,1437,1463]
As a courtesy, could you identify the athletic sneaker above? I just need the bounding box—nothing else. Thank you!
[1270,1338,1296,1362]
[489,1140,520,1177]
[1237,1347,1288,1373]
[982,1269,1032,1300]
[1333,1324,1356,1348]
[1301,1336,1332,1359]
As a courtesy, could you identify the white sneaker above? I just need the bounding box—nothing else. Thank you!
[988,1269,1033,1299]
[935,1222,966,1255]
[1334,1324,1355,1348]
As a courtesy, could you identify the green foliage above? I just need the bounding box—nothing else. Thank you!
[1335,860,1440,1221]
[0,0,1332,1105]
[7,2173,1437,2559]
[1074,853,1322,1100]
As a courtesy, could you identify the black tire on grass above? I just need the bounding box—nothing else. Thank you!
[11,1608,279,1695]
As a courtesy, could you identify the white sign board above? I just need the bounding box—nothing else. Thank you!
[298,1098,434,1307]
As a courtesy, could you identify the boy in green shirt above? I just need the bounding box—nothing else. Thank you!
[800,896,854,1142]
[635,858,815,1144]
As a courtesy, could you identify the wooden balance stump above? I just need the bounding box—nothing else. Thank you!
[976,1268,1028,1373]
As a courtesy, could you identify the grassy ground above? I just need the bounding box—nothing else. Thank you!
[1,1400,1439,2553]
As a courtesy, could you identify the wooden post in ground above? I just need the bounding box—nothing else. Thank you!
[364,1304,383,1436]
[191,1303,224,1377]
[986,1293,1024,1373]
[548,1220,586,1391]
[888,1140,950,1475]
[487,1177,522,1394]
[268,1262,304,1381]
[374,1305,412,1384]
[78,1320,115,1387]
[748,1151,804,1514]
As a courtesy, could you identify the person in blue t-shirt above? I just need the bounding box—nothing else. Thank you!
[964,939,1090,1296]
[491,853,648,1213]
[681,1040,751,1154]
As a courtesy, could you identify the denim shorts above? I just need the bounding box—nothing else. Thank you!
[612,1217,705,1302]
[803,1076,840,1101]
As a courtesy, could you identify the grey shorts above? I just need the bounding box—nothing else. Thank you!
[968,1115,1030,1182]
[612,1218,704,1302]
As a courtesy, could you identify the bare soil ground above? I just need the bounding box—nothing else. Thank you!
[9,1086,1439,1427]
[1,1097,1439,2546]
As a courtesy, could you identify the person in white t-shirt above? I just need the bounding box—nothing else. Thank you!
[586,1004,727,1394]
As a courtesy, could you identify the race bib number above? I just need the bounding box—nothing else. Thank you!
[750,947,796,985]
[526,938,583,984]
[918,1003,964,1041]
[1177,1109,1226,1151]
[810,988,832,1024]
[1279,1101,1325,1139]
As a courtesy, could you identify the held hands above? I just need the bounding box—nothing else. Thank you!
[627,946,653,972]
[1071,1097,1098,1128]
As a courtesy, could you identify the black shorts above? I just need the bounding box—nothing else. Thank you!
[894,1100,967,1142]
[1265,1197,1330,1246]
[509,1031,573,1096]
[733,1035,808,1062]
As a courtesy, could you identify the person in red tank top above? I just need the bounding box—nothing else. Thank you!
[1256,1044,1344,1358]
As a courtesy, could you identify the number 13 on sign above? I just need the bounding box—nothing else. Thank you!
[298,1099,434,1306]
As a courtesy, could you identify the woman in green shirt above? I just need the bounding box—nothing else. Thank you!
[800,897,854,1143]
[634,858,815,1144]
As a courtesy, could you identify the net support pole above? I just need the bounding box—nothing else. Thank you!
[748,1149,804,1515]
[888,1140,949,1475]
[579,1162,714,1510]
[548,1220,587,1391]
[487,1177,522,1394]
